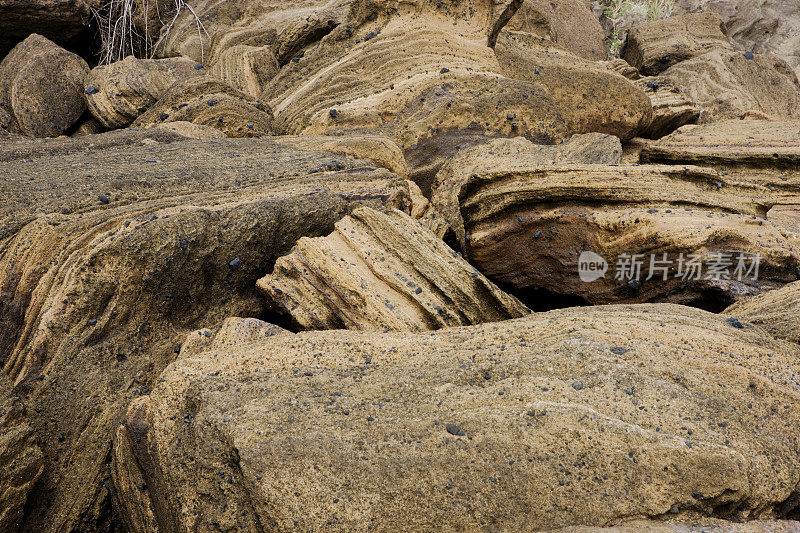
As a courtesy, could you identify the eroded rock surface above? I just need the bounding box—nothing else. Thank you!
[0,130,417,530]
[113,304,800,531]
[257,207,529,331]
[0,0,90,59]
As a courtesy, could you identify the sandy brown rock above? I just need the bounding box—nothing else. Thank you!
[113,304,800,531]
[0,34,89,137]
[635,78,701,139]
[725,281,800,345]
[85,56,204,129]
[0,373,44,532]
[432,159,800,306]
[660,50,800,122]
[0,130,417,530]
[271,134,410,178]
[131,76,274,137]
[623,12,732,76]
[151,120,227,139]
[209,44,280,98]
[554,518,800,532]
[0,0,90,59]
[257,207,529,331]
[506,0,607,60]
[494,32,653,141]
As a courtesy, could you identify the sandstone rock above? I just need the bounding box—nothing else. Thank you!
[660,50,800,122]
[113,304,800,531]
[257,207,529,331]
[431,159,800,306]
[209,44,280,98]
[271,134,409,178]
[0,130,418,530]
[68,113,104,137]
[131,76,274,137]
[623,12,732,76]
[726,281,800,345]
[635,77,701,139]
[429,133,623,242]
[0,373,44,532]
[506,0,607,60]
[554,518,800,532]
[85,56,203,129]
[0,34,89,137]
[0,0,90,59]
[602,58,641,80]
[151,120,227,139]
[494,32,652,141]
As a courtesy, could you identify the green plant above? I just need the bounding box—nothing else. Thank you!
[91,0,208,65]
[602,0,676,56]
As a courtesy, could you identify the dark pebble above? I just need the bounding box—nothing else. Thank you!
[446,423,465,436]
[85,85,99,95]
[572,381,584,391]
[726,316,745,329]
[610,347,628,355]
[98,194,110,204]
[228,257,241,270]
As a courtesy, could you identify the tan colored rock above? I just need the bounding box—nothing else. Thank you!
[85,56,203,129]
[602,58,641,80]
[554,518,800,532]
[0,0,90,59]
[726,281,800,345]
[209,44,280,98]
[271,134,410,178]
[0,34,89,137]
[131,76,274,137]
[0,130,418,530]
[69,113,104,137]
[151,120,227,139]
[429,133,623,242]
[0,373,44,532]
[494,32,653,141]
[113,304,800,531]
[506,0,608,60]
[660,50,800,122]
[257,207,529,331]
[635,77,701,139]
[623,12,733,75]
[432,159,800,305]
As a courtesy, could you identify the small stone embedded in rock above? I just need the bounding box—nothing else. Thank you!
[446,423,465,436]
[572,381,584,391]
[726,317,745,329]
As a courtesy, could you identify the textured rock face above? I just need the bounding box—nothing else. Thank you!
[0,34,89,137]
[432,159,800,306]
[0,130,419,530]
[131,76,275,137]
[554,519,800,532]
[113,305,800,531]
[726,281,800,345]
[494,32,653,141]
[209,44,280,98]
[0,0,90,59]
[659,49,800,122]
[506,0,607,60]
[0,373,44,532]
[635,78,701,139]
[623,13,733,76]
[257,207,529,331]
[85,56,204,129]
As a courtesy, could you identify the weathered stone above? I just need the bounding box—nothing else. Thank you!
[0,0,90,59]
[151,120,227,139]
[0,34,89,137]
[0,130,418,530]
[635,77,701,139]
[432,159,800,306]
[623,12,733,75]
[113,304,800,531]
[552,518,800,532]
[660,50,800,122]
[495,32,653,141]
[85,56,203,129]
[726,281,800,345]
[0,373,44,532]
[209,44,280,98]
[131,76,274,137]
[257,207,529,331]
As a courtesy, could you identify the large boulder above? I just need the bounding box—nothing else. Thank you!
[634,77,701,139]
[0,34,89,137]
[622,12,733,76]
[0,0,90,59]
[430,141,800,306]
[112,304,800,531]
[209,44,280,98]
[659,49,800,122]
[0,129,421,530]
[494,32,653,141]
[0,373,43,532]
[131,76,275,137]
[257,207,529,331]
[85,56,204,129]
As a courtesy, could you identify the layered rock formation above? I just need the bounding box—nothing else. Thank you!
[0,0,90,59]
[112,304,800,531]
[257,207,529,331]
[0,130,419,530]
[0,34,89,137]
